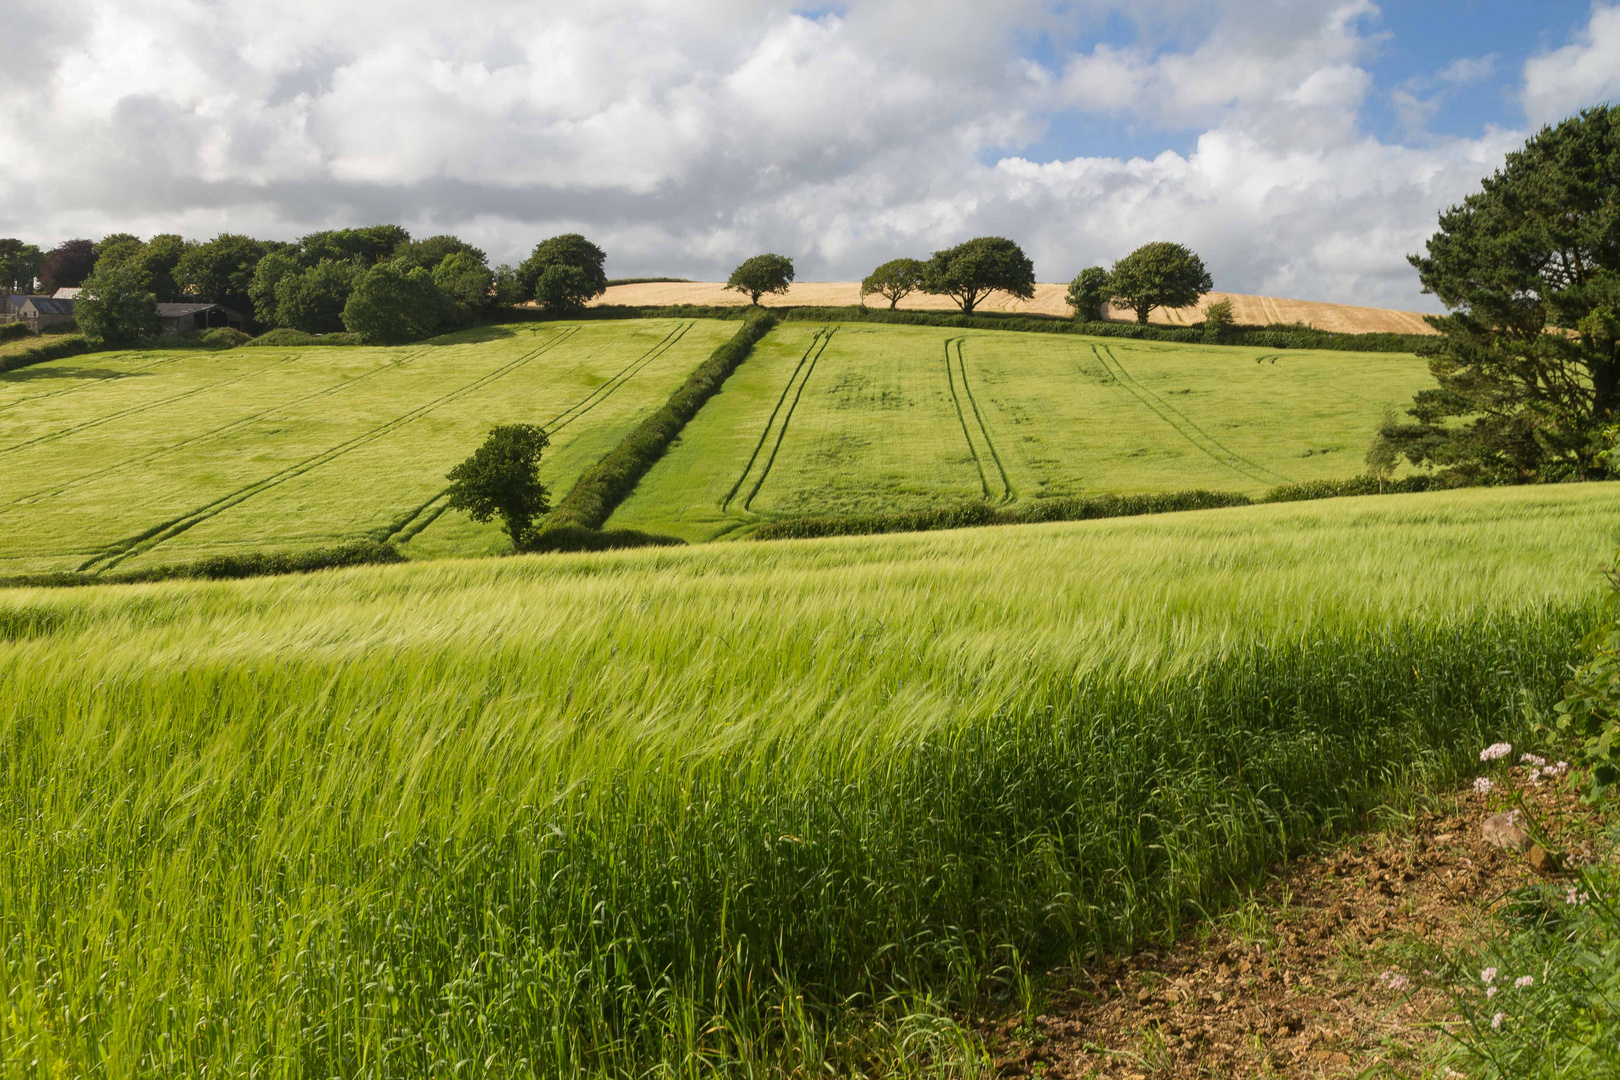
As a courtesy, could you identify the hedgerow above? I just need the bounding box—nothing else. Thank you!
[0,322,33,344]
[1260,475,1438,502]
[751,490,1254,540]
[524,526,686,553]
[0,540,402,589]
[542,310,778,531]
[0,334,92,373]
[563,304,1433,354]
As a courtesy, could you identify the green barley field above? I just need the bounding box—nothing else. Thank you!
[0,319,735,575]
[2,484,1615,1075]
[607,322,1435,541]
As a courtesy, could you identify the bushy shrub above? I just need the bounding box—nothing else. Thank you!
[1554,556,1620,797]
[0,322,33,344]
[245,328,363,347]
[1201,298,1234,343]
[543,311,778,531]
[202,327,252,349]
[523,526,686,554]
[1065,267,1110,321]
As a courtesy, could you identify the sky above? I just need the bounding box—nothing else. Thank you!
[2,1,1618,311]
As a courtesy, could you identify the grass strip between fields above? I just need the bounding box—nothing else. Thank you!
[0,334,92,374]
[543,309,778,531]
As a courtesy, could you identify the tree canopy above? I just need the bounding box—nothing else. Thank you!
[921,237,1035,314]
[1107,242,1212,324]
[0,239,44,294]
[519,234,608,311]
[1064,267,1110,321]
[276,259,365,334]
[725,254,795,305]
[40,239,96,294]
[394,235,487,274]
[174,234,272,320]
[444,424,551,550]
[434,250,497,324]
[860,258,926,309]
[341,263,446,344]
[76,265,160,346]
[1379,104,1620,484]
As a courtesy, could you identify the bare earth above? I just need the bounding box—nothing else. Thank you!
[594,283,1439,336]
[980,767,1604,1079]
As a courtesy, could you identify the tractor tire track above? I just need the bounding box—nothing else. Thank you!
[741,326,836,512]
[541,321,692,434]
[3,348,440,510]
[954,338,1014,502]
[720,327,828,512]
[944,337,993,500]
[381,324,685,544]
[1093,345,1288,486]
[79,329,580,573]
[0,352,195,416]
[0,354,306,459]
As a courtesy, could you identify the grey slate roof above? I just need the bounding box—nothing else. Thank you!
[23,297,75,315]
[156,302,224,318]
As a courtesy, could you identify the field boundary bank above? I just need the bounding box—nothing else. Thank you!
[0,335,92,375]
[542,304,1434,354]
[543,311,778,532]
[1092,344,1288,487]
[384,322,697,545]
[76,328,581,573]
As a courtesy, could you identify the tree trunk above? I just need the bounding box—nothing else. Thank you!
[1136,304,1150,324]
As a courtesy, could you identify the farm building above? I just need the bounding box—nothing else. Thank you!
[8,296,77,332]
[52,287,82,299]
[157,302,244,335]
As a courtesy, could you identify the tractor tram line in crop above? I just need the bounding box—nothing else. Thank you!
[0,350,196,416]
[1091,344,1288,487]
[950,337,1014,503]
[0,347,444,510]
[77,327,581,573]
[0,352,307,459]
[381,324,694,545]
[720,326,833,514]
[740,325,836,512]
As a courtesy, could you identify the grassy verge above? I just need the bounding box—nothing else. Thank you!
[542,310,777,530]
[0,486,1613,1076]
[555,303,1433,354]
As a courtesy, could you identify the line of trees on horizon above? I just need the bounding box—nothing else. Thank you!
[0,228,616,347]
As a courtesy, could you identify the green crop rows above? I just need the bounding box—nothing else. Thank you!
[1,484,1615,1075]
[607,322,1434,540]
[0,319,734,574]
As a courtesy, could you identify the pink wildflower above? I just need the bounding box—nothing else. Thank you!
[1480,742,1513,762]
[1474,776,1494,795]
[1486,986,1498,999]
[1515,975,1534,989]
[1492,1012,1505,1029]
[1481,967,1497,984]
[1520,753,1546,767]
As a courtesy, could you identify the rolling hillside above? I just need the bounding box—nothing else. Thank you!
[607,321,1436,541]
[595,281,1440,335]
[0,319,735,575]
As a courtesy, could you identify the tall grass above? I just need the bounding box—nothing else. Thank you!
[0,486,1616,1076]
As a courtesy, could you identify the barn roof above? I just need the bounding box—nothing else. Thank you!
[156,302,225,317]
[24,296,75,315]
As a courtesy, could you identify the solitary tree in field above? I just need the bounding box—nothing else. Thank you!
[445,424,551,550]
[75,265,161,346]
[921,237,1035,314]
[519,234,608,313]
[1108,242,1212,324]
[1201,298,1234,344]
[860,258,926,309]
[1065,266,1110,321]
[726,253,795,305]
[1379,104,1620,484]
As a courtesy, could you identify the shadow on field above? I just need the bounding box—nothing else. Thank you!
[0,367,148,383]
[428,324,518,345]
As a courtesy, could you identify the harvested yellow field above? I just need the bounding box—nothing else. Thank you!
[595,281,1439,335]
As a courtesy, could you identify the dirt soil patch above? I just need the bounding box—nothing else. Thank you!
[978,768,1605,1078]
